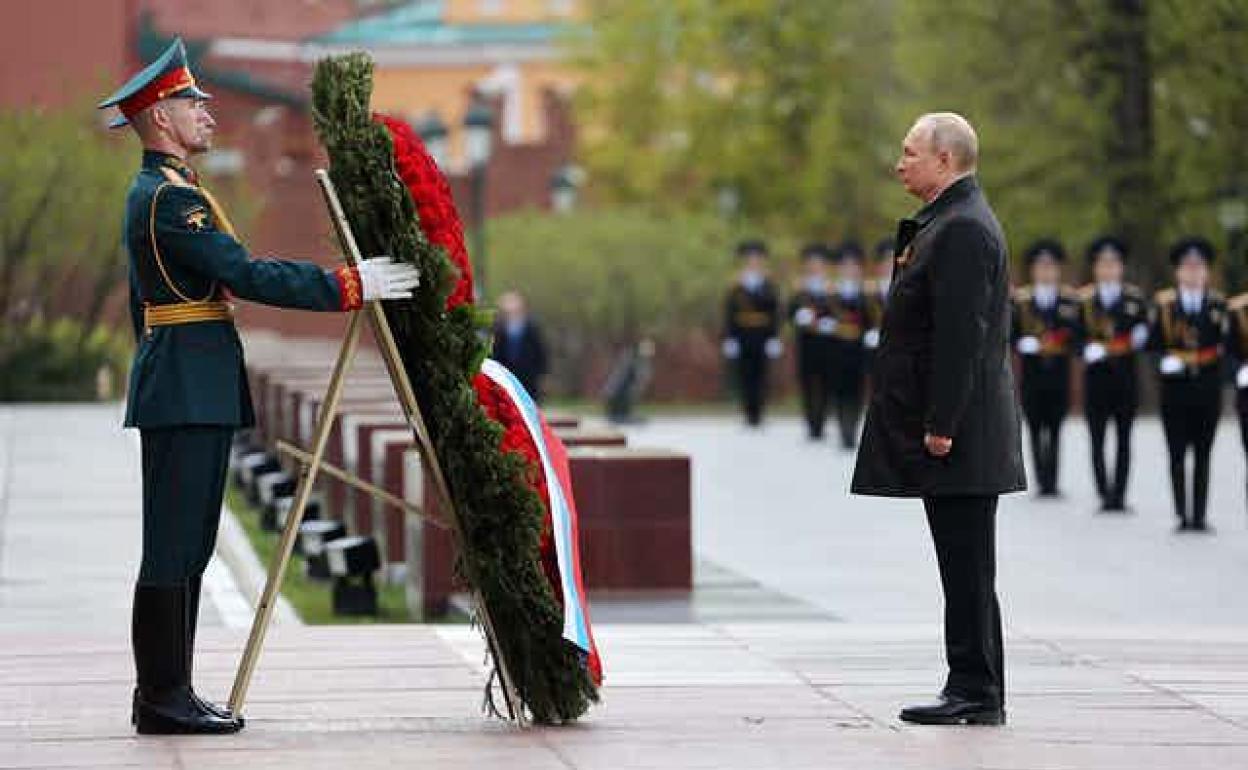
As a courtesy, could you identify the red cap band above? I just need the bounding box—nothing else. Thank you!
[119,67,198,121]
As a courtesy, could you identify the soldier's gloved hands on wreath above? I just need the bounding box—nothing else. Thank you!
[358,257,420,301]
[1159,355,1185,376]
[816,317,838,335]
[1083,342,1107,365]
[721,338,741,359]
[1237,364,1248,389]
[1131,323,1150,350]
[765,338,784,359]
[1016,335,1041,355]
[863,328,881,349]
[794,307,816,327]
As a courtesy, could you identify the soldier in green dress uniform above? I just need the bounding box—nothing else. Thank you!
[99,38,418,734]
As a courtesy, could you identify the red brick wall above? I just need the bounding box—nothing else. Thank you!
[0,0,130,109]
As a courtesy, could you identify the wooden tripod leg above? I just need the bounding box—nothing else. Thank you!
[227,310,365,715]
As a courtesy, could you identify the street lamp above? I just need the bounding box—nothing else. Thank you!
[413,111,448,169]
[549,164,582,213]
[1217,184,1248,291]
[463,96,494,298]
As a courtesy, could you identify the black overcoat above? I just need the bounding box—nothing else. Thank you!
[851,176,1026,498]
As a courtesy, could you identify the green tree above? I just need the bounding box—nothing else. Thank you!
[895,0,1248,285]
[575,0,906,240]
[0,104,133,330]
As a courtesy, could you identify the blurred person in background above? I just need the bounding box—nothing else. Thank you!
[1225,285,1248,515]
[1077,236,1149,513]
[863,237,895,356]
[722,239,782,427]
[492,290,549,403]
[1150,238,1225,534]
[788,242,836,440]
[827,241,870,449]
[1010,240,1081,498]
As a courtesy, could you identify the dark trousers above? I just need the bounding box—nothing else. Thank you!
[831,372,864,449]
[923,495,1005,707]
[736,349,769,426]
[1085,363,1137,507]
[139,426,234,586]
[797,348,831,438]
[1239,395,1248,508]
[1023,386,1067,495]
[1160,378,1220,526]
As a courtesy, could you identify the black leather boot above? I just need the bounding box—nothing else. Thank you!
[186,576,243,724]
[132,584,242,735]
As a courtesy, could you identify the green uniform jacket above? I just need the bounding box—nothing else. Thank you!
[123,150,349,428]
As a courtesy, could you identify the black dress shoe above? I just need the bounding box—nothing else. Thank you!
[899,695,1005,726]
[1175,520,1192,533]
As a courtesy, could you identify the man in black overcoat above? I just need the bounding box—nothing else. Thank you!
[851,112,1026,726]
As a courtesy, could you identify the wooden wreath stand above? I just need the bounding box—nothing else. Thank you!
[226,169,527,726]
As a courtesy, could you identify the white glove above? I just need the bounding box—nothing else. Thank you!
[721,338,741,359]
[764,338,784,359]
[1016,336,1041,355]
[1131,323,1149,350]
[1083,342,1107,365]
[863,328,881,349]
[358,257,420,301]
[794,307,816,327]
[816,317,838,335]
[1159,355,1184,376]
[1237,365,1248,389]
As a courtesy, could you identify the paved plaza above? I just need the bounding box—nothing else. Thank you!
[2,403,1247,768]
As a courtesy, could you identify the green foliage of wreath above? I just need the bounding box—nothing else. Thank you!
[311,53,598,724]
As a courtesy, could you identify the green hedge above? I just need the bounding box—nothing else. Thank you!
[0,318,130,402]
[486,208,797,397]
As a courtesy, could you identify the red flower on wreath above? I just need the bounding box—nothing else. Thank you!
[374,113,475,310]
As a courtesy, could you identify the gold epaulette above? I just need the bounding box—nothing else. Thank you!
[1077,284,1096,301]
[1059,286,1080,301]
[1228,293,1248,311]
[1014,286,1033,302]
[1155,288,1177,305]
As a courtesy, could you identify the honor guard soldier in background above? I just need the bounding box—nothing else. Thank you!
[826,241,871,449]
[1011,239,1081,497]
[1225,287,1248,512]
[863,237,895,356]
[99,39,419,735]
[722,239,782,426]
[1078,236,1149,512]
[1150,237,1226,533]
[789,242,837,440]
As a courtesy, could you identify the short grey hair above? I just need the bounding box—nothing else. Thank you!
[914,112,979,172]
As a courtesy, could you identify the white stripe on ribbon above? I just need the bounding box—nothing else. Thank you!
[480,359,590,652]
